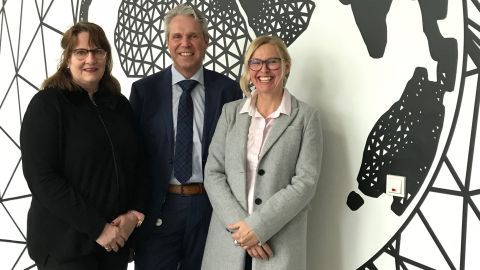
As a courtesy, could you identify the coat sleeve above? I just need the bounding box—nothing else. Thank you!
[119,94,146,214]
[20,92,106,241]
[245,108,323,244]
[204,104,249,226]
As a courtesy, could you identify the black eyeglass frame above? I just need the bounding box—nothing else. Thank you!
[72,48,107,60]
[247,57,283,71]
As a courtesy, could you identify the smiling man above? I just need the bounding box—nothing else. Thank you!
[129,4,242,270]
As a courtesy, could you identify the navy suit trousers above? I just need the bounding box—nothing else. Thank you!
[134,193,212,270]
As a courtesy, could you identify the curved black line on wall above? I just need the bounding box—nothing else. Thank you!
[113,0,315,79]
[80,0,93,22]
[346,0,458,216]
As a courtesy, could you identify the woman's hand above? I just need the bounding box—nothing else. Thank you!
[246,243,274,260]
[110,211,139,242]
[95,223,126,252]
[227,220,260,249]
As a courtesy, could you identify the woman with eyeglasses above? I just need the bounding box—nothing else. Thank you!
[20,22,144,270]
[202,35,323,270]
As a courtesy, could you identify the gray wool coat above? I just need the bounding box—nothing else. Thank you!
[202,93,323,270]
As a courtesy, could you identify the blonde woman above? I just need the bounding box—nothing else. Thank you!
[202,36,323,270]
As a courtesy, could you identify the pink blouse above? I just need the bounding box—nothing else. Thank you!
[239,89,291,214]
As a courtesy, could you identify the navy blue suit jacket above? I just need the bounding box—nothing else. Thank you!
[129,66,242,239]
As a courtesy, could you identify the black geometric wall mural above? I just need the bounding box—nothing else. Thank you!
[350,0,480,269]
[113,0,315,79]
[346,0,458,216]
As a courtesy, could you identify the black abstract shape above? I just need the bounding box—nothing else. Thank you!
[239,0,315,46]
[347,191,364,211]
[352,67,446,216]
[114,0,315,79]
[345,0,458,215]
[341,0,458,91]
[358,20,480,266]
[418,0,457,91]
[340,0,393,58]
[80,0,92,21]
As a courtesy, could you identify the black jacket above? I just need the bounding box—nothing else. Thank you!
[20,87,143,263]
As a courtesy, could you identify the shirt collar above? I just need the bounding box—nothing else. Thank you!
[240,88,292,118]
[171,66,205,87]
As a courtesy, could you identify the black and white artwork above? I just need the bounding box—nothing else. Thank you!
[346,0,457,216]
[0,0,479,269]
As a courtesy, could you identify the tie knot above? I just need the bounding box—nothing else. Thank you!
[178,80,198,93]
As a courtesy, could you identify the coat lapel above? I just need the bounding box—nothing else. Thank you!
[259,96,299,161]
[233,101,251,207]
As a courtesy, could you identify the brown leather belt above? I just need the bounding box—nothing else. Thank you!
[167,183,205,196]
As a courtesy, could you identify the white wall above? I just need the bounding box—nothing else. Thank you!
[0,0,478,269]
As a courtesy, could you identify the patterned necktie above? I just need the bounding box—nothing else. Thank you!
[174,80,198,183]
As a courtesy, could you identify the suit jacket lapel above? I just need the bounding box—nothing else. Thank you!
[158,67,174,155]
[203,68,215,160]
[259,96,299,161]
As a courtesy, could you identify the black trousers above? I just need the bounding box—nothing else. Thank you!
[36,247,129,270]
[245,254,252,270]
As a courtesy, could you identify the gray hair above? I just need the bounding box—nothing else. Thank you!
[164,3,209,41]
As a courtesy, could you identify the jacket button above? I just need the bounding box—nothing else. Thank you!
[258,169,265,176]
[255,198,262,205]
[155,218,163,227]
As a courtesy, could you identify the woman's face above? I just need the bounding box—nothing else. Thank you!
[68,31,106,94]
[248,43,289,95]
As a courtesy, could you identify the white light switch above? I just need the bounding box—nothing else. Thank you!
[386,174,405,197]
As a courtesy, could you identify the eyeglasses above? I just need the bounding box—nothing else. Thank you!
[72,48,107,60]
[248,57,282,71]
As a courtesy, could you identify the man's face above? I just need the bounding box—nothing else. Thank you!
[167,15,208,78]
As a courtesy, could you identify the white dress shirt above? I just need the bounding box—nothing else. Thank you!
[170,66,205,184]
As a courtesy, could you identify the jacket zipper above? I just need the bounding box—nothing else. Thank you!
[91,99,121,213]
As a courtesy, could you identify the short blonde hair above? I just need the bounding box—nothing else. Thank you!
[240,36,291,96]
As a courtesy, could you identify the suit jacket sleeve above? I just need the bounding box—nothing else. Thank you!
[245,108,323,244]
[129,82,142,129]
[204,104,249,225]
[129,82,149,213]
[20,92,106,241]
[121,94,146,213]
